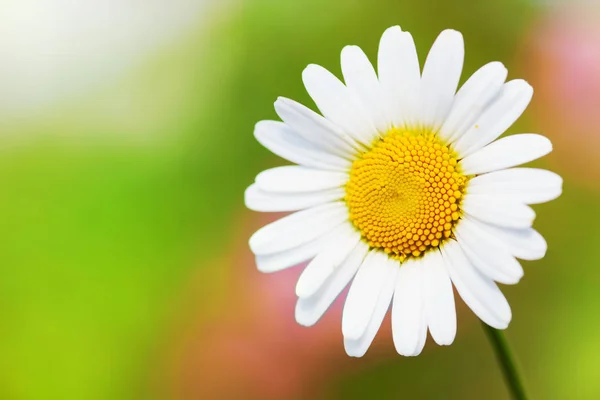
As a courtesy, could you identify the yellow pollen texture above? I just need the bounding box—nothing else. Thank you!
[346,129,467,259]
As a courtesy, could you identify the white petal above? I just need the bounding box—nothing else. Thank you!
[249,202,348,255]
[438,62,507,143]
[245,184,344,212]
[422,250,456,346]
[441,240,511,329]
[474,221,547,261]
[392,258,427,356]
[274,97,359,158]
[255,166,348,193]
[377,26,420,127]
[453,80,534,157]
[295,223,361,298]
[342,250,390,340]
[254,120,351,171]
[415,304,428,355]
[419,29,464,130]
[460,134,552,175]
[341,45,391,133]
[454,217,524,284]
[295,241,369,326]
[302,64,377,145]
[467,168,563,205]
[462,194,536,229]
[255,237,324,273]
[344,257,399,357]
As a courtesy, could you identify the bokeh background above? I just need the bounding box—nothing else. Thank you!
[1,0,599,399]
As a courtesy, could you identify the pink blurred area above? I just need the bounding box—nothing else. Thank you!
[524,2,600,190]
[167,213,398,399]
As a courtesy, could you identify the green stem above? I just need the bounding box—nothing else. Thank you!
[481,321,529,400]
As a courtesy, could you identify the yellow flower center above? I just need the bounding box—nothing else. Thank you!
[345,128,468,259]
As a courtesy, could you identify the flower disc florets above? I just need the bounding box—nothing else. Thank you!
[346,128,467,259]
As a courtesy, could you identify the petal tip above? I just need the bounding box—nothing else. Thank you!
[384,25,402,34]
[253,120,271,140]
[341,44,361,54]
[248,235,260,255]
[244,184,258,211]
[294,308,316,327]
[302,63,321,78]
[439,28,464,41]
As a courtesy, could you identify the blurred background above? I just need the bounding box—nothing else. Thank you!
[0,0,598,398]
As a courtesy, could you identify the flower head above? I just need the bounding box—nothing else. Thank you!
[245,27,562,357]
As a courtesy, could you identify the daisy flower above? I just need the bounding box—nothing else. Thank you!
[245,26,562,357]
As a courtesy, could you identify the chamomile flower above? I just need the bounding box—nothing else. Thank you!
[245,26,562,357]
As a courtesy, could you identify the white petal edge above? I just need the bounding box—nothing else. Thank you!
[302,64,377,145]
[462,194,536,229]
[249,202,347,255]
[245,184,344,212]
[274,97,359,158]
[454,217,524,284]
[255,166,348,193]
[474,220,548,261]
[341,45,391,133]
[255,236,324,273]
[422,250,457,345]
[295,223,361,298]
[467,168,563,205]
[453,80,534,157]
[295,241,369,326]
[254,120,351,171]
[392,257,427,356]
[344,257,399,357]
[460,134,552,175]
[441,240,512,329]
[377,26,420,128]
[438,61,507,143]
[342,250,391,340]
[419,29,464,131]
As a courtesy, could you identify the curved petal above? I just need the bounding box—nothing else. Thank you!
[474,221,547,261]
[341,45,391,133]
[392,258,427,356]
[453,80,533,157]
[377,26,420,127]
[467,168,563,205]
[302,64,377,145]
[245,184,344,212]
[249,202,348,255]
[295,241,369,326]
[462,194,536,229]
[438,62,507,143]
[255,166,348,193]
[342,250,390,340]
[460,134,553,175]
[344,256,399,357]
[254,120,351,171]
[295,223,361,298]
[255,237,324,273]
[419,29,464,130]
[423,250,456,345]
[454,217,524,284]
[441,240,512,329]
[274,97,359,158]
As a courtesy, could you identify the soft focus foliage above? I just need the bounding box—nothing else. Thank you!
[0,0,599,399]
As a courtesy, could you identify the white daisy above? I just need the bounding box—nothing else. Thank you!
[244,26,562,357]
